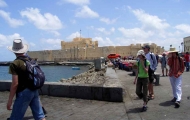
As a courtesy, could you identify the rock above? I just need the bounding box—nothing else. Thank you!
[60,78,67,82]
[72,76,76,79]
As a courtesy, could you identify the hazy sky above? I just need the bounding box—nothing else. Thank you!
[0,0,189,61]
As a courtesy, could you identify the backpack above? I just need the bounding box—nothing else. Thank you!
[150,53,156,64]
[17,56,45,90]
[138,59,147,73]
[150,53,157,71]
[155,54,159,62]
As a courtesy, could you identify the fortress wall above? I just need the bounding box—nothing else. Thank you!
[27,51,44,61]
[28,37,165,61]
[61,38,98,50]
[115,46,131,57]
[184,36,190,52]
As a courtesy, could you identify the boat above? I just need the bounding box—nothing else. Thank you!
[72,67,80,70]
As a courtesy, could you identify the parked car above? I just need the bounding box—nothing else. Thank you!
[107,53,121,59]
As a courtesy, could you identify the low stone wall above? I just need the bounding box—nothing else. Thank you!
[0,68,123,102]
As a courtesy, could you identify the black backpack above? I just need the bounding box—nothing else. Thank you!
[17,56,45,90]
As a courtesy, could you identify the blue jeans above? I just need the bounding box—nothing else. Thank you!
[186,62,189,71]
[10,88,45,120]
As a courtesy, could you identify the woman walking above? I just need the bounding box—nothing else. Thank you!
[134,50,150,112]
[167,48,185,108]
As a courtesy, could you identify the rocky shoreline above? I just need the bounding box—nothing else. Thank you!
[59,65,107,85]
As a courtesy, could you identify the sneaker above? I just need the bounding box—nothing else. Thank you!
[141,106,147,112]
[175,101,180,108]
[171,97,177,102]
[42,107,47,115]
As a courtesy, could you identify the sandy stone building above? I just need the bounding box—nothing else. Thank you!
[28,37,164,62]
[184,36,190,52]
[61,37,98,49]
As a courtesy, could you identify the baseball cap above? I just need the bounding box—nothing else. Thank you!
[142,45,150,49]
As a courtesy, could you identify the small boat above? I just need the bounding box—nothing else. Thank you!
[72,67,80,70]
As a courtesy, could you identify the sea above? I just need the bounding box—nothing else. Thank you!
[0,65,89,82]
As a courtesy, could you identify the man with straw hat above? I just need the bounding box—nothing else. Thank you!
[7,39,46,120]
[167,47,185,108]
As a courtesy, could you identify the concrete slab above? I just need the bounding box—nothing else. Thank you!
[0,68,123,102]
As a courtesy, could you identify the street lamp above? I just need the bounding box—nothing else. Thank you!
[83,47,86,60]
[181,42,184,52]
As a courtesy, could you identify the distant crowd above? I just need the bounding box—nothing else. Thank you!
[109,45,185,112]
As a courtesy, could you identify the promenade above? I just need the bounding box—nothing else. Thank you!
[0,64,190,120]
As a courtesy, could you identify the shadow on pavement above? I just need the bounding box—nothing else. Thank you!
[23,116,34,120]
[127,107,142,113]
[159,101,173,107]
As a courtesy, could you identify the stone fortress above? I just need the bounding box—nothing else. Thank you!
[28,37,164,62]
[184,36,190,52]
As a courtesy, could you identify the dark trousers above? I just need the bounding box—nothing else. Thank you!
[148,68,154,83]
[185,62,189,71]
[136,78,149,102]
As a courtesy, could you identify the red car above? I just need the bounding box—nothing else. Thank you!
[107,54,121,59]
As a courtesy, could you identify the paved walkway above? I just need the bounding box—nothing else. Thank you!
[0,64,190,120]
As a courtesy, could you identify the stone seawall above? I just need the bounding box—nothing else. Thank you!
[0,68,123,102]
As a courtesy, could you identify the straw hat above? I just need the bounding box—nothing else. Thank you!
[7,39,29,53]
[137,50,145,57]
[168,47,178,53]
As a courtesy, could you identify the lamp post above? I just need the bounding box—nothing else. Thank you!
[83,47,86,60]
[181,42,184,53]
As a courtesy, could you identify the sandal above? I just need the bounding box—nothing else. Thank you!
[149,94,155,99]
[141,106,147,112]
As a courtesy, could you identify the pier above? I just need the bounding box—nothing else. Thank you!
[0,61,93,66]
[0,65,190,119]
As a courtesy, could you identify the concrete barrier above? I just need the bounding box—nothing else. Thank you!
[0,68,123,102]
[154,72,161,86]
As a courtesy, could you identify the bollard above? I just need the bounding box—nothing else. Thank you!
[94,59,101,71]
[154,72,160,86]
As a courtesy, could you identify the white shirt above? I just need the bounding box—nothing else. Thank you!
[145,52,157,71]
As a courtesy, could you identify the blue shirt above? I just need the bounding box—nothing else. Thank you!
[145,52,157,71]
[160,56,167,66]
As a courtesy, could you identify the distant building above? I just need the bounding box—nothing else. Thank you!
[28,37,164,62]
[184,36,190,52]
[61,37,98,49]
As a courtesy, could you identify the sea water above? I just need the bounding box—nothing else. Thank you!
[0,65,89,82]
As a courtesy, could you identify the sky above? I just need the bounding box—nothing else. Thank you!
[0,0,190,61]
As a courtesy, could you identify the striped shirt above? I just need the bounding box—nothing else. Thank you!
[167,57,185,77]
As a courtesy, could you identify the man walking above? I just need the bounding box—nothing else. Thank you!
[7,39,46,120]
[142,45,157,99]
[160,53,168,76]
[167,48,184,108]
[184,52,190,72]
